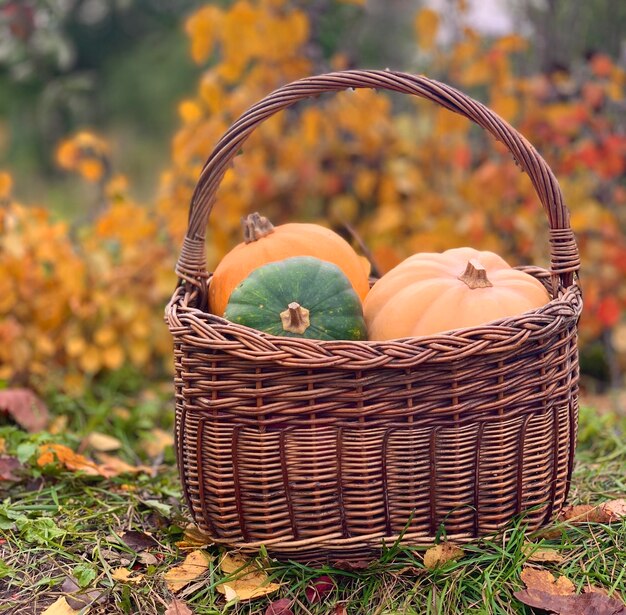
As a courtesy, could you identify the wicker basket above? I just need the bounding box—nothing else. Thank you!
[165,70,582,561]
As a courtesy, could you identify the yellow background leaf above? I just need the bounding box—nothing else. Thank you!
[415,8,439,51]
[85,432,122,452]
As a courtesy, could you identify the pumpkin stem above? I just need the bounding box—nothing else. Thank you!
[280,302,310,334]
[459,259,493,289]
[242,212,275,243]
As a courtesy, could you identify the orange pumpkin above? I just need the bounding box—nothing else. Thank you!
[364,247,551,340]
[209,212,371,316]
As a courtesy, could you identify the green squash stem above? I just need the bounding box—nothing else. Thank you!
[280,302,310,334]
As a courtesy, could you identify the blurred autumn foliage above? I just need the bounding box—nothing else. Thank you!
[1,0,625,393]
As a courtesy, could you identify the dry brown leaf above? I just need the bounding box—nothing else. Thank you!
[598,499,626,521]
[165,598,195,615]
[142,428,174,458]
[0,389,49,432]
[559,504,607,523]
[217,553,281,602]
[164,550,212,592]
[94,452,152,477]
[61,576,106,610]
[38,444,101,476]
[0,456,21,482]
[41,597,80,615]
[175,524,213,550]
[85,432,121,451]
[519,567,575,596]
[522,543,566,563]
[111,567,144,584]
[423,543,464,570]
[559,499,626,524]
[117,529,158,551]
[515,570,626,614]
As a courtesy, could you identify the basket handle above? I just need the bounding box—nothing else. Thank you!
[176,70,580,293]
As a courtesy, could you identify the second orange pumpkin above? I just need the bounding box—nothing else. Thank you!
[364,247,551,340]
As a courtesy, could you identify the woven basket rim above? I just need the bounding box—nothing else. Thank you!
[169,272,581,343]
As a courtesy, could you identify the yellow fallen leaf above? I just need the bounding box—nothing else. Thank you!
[0,437,5,454]
[519,567,575,596]
[111,567,144,584]
[41,596,80,615]
[423,543,464,570]
[85,432,122,452]
[175,523,213,550]
[142,428,174,458]
[217,553,281,602]
[522,544,566,563]
[165,550,212,592]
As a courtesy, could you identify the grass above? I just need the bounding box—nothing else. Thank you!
[0,380,625,615]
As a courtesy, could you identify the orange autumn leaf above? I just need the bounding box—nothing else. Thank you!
[185,5,223,64]
[38,444,102,476]
[0,171,13,199]
[38,444,152,478]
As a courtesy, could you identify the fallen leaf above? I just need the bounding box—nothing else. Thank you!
[515,575,626,615]
[598,499,626,521]
[217,552,281,602]
[522,543,566,563]
[61,576,105,610]
[165,550,212,592]
[41,597,80,615]
[142,428,174,458]
[0,389,49,432]
[176,523,213,550]
[0,437,6,453]
[219,552,253,575]
[85,432,121,452]
[559,499,626,524]
[305,575,334,604]
[0,456,21,482]
[139,552,159,566]
[265,598,293,615]
[117,529,158,551]
[519,567,575,596]
[38,444,101,476]
[587,586,625,602]
[333,604,348,615]
[48,415,68,435]
[559,504,606,523]
[94,452,152,477]
[423,543,464,570]
[331,558,373,571]
[111,567,144,584]
[165,598,195,615]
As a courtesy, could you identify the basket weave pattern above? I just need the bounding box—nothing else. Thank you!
[165,71,582,560]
